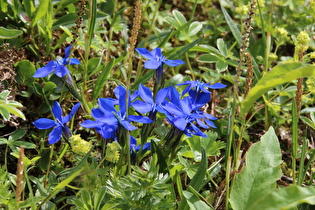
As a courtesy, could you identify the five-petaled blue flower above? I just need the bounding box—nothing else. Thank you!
[136,48,185,69]
[33,45,80,78]
[136,48,184,84]
[33,101,81,144]
[80,86,153,139]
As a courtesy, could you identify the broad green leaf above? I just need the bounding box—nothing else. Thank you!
[198,54,220,63]
[43,82,57,95]
[183,191,211,210]
[0,26,23,39]
[8,129,26,141]
[216,60,228,72]
[240,62,315,116]
[0,106,10,120]
[173,10,187,25]
[217,38,228,57]
[188,22,202,37]
[13,141,36,149]
[229,127,282,210]
[32,0,49,26]
[250,185,315,210]
[15,60,36,86]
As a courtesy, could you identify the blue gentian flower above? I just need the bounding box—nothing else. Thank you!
[80,86,153,139]
[161,86,218,137]
[136,48,184,84]
[131,84,169,114]
[136,48,185,69]
[33,45,80,78]
[33,101,81,144]
[177,80,226,95]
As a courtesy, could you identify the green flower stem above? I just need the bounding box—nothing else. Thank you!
[56,143,69,164]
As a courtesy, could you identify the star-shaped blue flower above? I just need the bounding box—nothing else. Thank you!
[131,84,169,114]
[162,93,217,137]
[33,45,80,78]
[136,48,185,69]
[80,86,153,139]
[33,101,81,144]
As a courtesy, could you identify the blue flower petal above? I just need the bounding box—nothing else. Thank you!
[48,126,63,144]
[33,118,57,129]
[52,101,63,121]
[136,48,154,60]
[173,118,187,131]
[132,100,152,113]
[33,61,56,78]
[55,65,69,77]
[163,59,185,67]
[156,87,169,104]
[70,58,80,65]
[144,60,161,69]
[62,102,81,123]
[129,115,153,123]
[207,83,226,89]
[64,45,72,59]
[121,120,137,131]
[138,84,154,105]
[80,120,104,128]
[150,48,162,57]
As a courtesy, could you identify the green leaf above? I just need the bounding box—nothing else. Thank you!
[198,54,220,63]
[183,191,211,210]
[15,60,36,86]
[229,127,282,210]
[250,185,315,210]
[0,26,23,39]
[188,22,202,37]
[94,186,107,210]
[173,10,187,26]
[240,63,315,116]
[188,147,207,191]
[8,129,26,141]
[168,37,203,60]
[221,6,241,45]
[92,59,115,102]
[0,106,10,120]
[0,104,25,120]
[217,38,228,57]
[32,0,49,26]
[43,82,57,95]
[151,140,169,174]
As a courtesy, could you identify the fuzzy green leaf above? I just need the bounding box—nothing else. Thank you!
[240,62,315,116]
[229,127,282,210]
[250,185,315,210]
